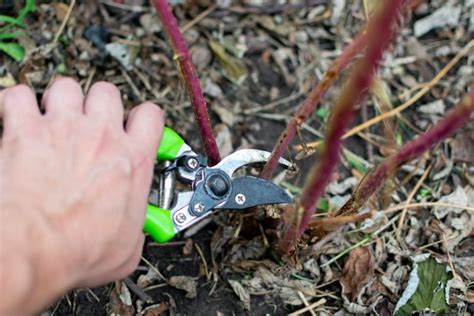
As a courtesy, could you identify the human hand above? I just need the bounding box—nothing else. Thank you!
[0,78,164,315]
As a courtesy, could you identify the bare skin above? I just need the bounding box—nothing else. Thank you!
[0,78,164,315]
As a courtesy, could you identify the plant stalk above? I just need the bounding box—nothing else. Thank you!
[335,92,474,217]
[151,0,221,165]
[260,31,368,179]
[279,0,405,253]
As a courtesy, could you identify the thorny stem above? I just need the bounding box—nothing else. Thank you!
[278,0,405,253]
[261,0,415,179]
[260,30,368,179]
[335,92,474,217]
[151,0,221,165]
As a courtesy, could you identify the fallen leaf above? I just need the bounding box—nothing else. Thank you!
[215,124,234,157]
[137,268,161,289]
[414,4,462,37]
[53,2,69,21]
[0,71,16,88]
[435,186,469,219]
[450,120,474,164]
[109,281,135,316]
[340,246,375,301]
[140,303,169,316]
[105,42,137,70]
[417,100,446,115]
[208,40,247,84]
[168,276,198,299]
[229,237,267,263]
[228,280,251,310]
[182,238,193,256]
[327,177,358,195]
[232,259,279,272]
[394,254,453,316]
[242,267,316,306]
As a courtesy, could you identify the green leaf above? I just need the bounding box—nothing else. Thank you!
[56,63,67,74]
[317,198,329,212]
[0,42,25,62]
[395,254,452,316]
[395,132,403,146]
[316,107,328,119]
[343,150,369,174]
[0,0,36,27]
[0,15,23,26]
[420,187,431,197]
[0,31,24,40]
[17,0,36,24]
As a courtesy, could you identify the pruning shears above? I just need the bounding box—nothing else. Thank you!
[145,127,294,243]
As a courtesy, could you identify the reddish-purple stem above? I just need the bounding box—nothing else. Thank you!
[152,0,221,165]
[260,30,368,179]
[336,92,474,217]
[279,1,404,252]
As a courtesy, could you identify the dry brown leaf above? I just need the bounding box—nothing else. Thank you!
[450,120,474,164]
[53,2,70,21]
[109,281,135,316]
[137,268,160,289]
[208,40,247,84]
[168,276,198,299]
[232,259,279,272]
[242,267,316,306]
[228,280,251,310]
[141,303,169,316]
[340,246,375,301]
[182,238,194,256]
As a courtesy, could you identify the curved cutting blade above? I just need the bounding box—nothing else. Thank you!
[217,176,293,209]
[213,149,292,176]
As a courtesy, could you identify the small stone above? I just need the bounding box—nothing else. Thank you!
[139,13,162,34]
[295,31,308,44]
[191,44,212,69]
[417,100,445,115]
[184,28,200,46]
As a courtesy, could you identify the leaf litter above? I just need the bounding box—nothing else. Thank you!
[1,0,472,314]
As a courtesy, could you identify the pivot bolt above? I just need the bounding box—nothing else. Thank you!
[235,193,246,205]
[193,202,205,214]
[207,174,229,197]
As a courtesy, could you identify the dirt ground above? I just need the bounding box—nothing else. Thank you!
[1,0,473,315]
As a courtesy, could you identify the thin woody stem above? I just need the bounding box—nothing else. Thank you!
[279,0,405,253]
[260,30,368,179]
[151,0,221,165]
[335,92,474,217]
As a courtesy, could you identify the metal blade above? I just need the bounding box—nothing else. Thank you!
[213,149,292,176]
[217,176,293,209]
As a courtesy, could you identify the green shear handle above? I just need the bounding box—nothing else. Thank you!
[145,204,175,243]
[145,127,185,243]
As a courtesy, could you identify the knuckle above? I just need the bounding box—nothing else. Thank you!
[113,156,134,177]
[132,151,154,171]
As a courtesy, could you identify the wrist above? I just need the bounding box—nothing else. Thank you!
[0,203,82,315]
[0,252,35,316]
